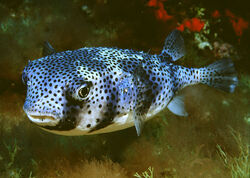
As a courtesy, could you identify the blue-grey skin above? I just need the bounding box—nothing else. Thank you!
[22,30,238,136]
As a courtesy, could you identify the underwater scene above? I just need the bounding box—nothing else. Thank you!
[0,0,249,177]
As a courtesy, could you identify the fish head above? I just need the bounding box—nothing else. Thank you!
[22,52,132,135]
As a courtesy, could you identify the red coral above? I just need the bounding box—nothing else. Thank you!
[183,19,192,30]
[231,18,248,36]
[147,0,158,7]
[176,24,185,31]
[176,18,205,32]
[225,9,249,37]
[148,1,248,40]
[212,10,220,18]
[225,9,235,19]
[191,18,205,31]
[147,0,173,21]
[156,2,173,21]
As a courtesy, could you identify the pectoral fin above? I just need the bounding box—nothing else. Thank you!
[167,95,188,116]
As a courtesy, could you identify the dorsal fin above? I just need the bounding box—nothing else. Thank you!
[42,41,56,56]
[161,30,185,62]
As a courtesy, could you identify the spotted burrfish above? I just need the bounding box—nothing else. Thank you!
[22,30,238,136]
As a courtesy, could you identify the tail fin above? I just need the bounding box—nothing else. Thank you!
[200,59,238,93]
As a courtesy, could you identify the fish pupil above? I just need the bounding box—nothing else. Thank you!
[78,86,89,98]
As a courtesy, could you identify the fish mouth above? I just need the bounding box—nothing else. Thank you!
[28,114,59,126]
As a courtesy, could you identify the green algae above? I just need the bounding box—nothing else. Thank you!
[217,127,249,178]
[134,167,154,178]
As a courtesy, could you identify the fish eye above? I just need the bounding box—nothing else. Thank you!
[78,86,90,98]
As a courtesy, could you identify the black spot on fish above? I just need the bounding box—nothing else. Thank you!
[41,116,77,131]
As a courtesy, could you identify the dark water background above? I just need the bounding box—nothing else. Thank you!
[0,0,249,177]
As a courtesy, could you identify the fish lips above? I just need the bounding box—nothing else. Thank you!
[27,114,77,131]
[27,114,59,127]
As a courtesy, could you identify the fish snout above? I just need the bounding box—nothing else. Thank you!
[23,99,60,127]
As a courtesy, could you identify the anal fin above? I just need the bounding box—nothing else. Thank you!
[133,112,146,136]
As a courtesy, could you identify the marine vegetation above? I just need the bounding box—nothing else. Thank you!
[134,166,154,178]
[217,127,249,178]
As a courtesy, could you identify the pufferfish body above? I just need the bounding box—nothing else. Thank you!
[22,30,238,136]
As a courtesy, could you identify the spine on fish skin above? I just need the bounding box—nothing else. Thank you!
[188,58,238,93]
